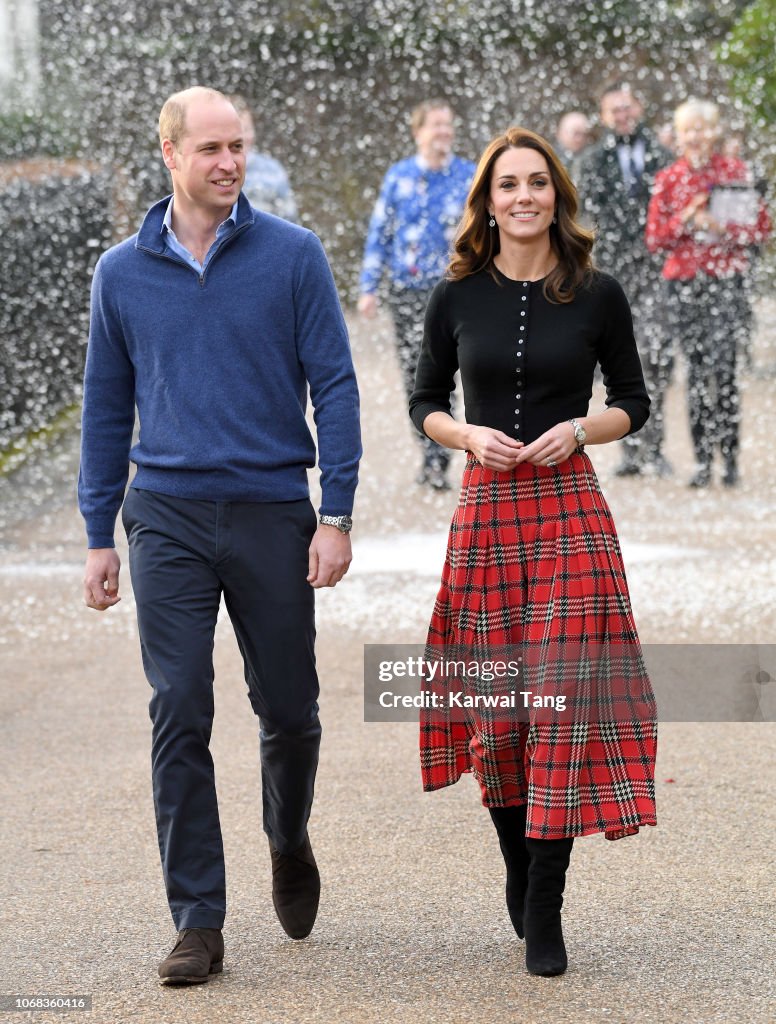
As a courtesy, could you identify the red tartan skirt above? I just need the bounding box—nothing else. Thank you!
[421,451,658,839]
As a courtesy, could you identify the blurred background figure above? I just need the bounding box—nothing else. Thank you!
[357,99,475,490]
[656,121,676,155]
[721,131,744,161]
[646,99,771,488]
[554,111,591,179]
[719,129,768,371]
[577,81,673,477]
[230,95,299,221]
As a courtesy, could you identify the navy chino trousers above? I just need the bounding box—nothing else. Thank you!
[122,487,321,931]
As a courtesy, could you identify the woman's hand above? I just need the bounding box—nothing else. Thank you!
[466,425,524,470]
[681,193,725,235]
[693,209,725,235]
[515,422,577,467]
[681,192,709,224]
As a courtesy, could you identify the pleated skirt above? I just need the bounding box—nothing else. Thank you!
[421,452,658,839]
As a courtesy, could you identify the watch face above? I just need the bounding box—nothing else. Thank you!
[323,514,352,533]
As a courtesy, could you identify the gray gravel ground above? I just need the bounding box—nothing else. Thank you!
[1,305,774,1024]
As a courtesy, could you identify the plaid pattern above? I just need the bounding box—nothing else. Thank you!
[421,452,658,839]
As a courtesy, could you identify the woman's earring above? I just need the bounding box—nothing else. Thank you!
[552,214,557,224]
[488,216,496,227]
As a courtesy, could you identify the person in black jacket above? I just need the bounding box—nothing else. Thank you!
[409,126,657,980]
[577,81,672,476]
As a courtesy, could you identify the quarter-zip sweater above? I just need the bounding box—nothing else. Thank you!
[79,193,361,549]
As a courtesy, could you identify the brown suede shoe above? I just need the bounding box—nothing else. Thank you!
[269,833,320,940]
[158,928,224,985]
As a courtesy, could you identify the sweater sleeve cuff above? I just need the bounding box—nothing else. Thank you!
[410,401,449,437]
[87,533,117,550]
[608,398,649,436]
[319,492,355,517]
[85,516,118,549]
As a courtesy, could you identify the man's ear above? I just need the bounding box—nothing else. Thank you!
[161,138,177,171]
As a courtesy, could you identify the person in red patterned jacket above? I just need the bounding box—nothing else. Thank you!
[646,99,771,487]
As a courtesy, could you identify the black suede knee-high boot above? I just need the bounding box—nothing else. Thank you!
[523,836,574,977]
[488,804,530,940]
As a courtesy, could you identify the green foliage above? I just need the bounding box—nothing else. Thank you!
[0,108,84,162]
[0,110,42,161]
[718,0,776,125]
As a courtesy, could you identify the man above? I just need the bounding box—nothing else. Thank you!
[577,82,672,476]
[554,111,591,179]
[357,99,475,490]
[230,95,299,221]
[79,87,361,985]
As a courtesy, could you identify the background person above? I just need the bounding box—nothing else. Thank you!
[357,99,475,490]
[577,81,672,476]
[656,120,677,155]
[79,87,361,984]
[719,128,768,372]
[410,127,657,979]
[646,99,771,487]
[231,95,299,221]
[553,110,591,179]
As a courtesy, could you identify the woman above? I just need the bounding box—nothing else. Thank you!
[646,100,771,487]
[409,128,657,978]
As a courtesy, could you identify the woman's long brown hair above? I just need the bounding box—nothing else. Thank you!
[448,126,595,303]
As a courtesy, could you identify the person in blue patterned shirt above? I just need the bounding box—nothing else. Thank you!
[358,100,475,489]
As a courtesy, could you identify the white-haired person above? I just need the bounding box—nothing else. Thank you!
[646,99,771,487]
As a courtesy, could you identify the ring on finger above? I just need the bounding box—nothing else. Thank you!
[546,458,557,467]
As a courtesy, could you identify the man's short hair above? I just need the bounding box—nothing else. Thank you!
[410,98,452,133]
[599,80,641,104]
[158,86,231,147]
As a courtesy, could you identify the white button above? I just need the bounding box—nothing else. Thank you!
[521,296,527,301]
[514,409,519,414]
[519,340,524,345]
[516,393,521,398]
[522,281,528,286]
[517,352,522,357]
[521,311,526,316]
[514,424,519,429]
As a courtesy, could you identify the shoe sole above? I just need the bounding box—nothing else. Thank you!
[159,961,223,986]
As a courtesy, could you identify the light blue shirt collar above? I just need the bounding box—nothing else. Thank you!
[161,197,239,274]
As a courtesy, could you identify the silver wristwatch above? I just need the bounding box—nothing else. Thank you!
[569,418,587,447]
[319,514,353,534]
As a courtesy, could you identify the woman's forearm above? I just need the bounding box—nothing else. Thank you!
[422,412,475,451]
[575,408,632,444]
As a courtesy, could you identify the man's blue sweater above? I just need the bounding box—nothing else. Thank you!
[79,194,361,549]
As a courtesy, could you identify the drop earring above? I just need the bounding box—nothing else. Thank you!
[488,215,496,227]
[552,213,557,224]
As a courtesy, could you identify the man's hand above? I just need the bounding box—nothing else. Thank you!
[357,293,378,319]
[83,548,121,611]
[307,525,352,588]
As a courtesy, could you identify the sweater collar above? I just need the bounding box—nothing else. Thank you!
[136,191,256,253]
